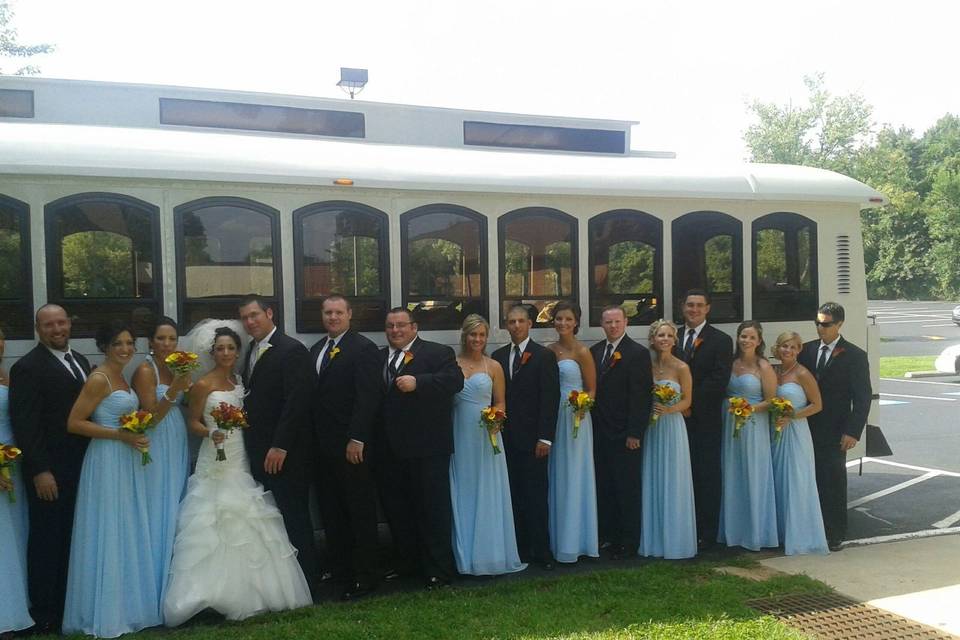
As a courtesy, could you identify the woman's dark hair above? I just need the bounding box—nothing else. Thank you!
[211,326,242,353]
[149,315,179,342]
[95,320,135,353]
[734,320,766,359]
[551,300,581,335]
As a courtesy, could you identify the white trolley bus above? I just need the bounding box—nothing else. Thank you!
[0,77,886,451]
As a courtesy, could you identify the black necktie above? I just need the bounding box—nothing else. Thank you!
[683,329,695,360]
[816,345,829,375]
[600,343,614,373]
[64,352,84,380]
[387,349,402,385]
[512,345,522,378]
[319,340,334,372]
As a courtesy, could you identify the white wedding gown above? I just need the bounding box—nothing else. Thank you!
[163,384,312,626]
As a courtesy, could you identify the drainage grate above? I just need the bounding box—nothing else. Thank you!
[747,593,954,639]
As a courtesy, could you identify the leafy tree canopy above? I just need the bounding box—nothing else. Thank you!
[1,0,53,75]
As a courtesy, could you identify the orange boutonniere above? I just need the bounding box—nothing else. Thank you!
[403,351,414,365]
[694,338,704,350]
[520,351,532,365]
[832,347,845,358]
[609,351,622,368]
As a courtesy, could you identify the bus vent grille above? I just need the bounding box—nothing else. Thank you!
[836,235,851,294]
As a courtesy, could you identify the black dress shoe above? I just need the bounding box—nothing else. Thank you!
[539,559,556,571]
[341,582,376,601]
[424,576,450,590]
[383,567,402,581]
[828,540,843,552]
[319,571,337,583]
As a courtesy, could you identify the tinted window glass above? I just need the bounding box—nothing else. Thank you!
[672,211,742,323]
[160,98,364,138]
[464,121,625,154]
[752,212,818,321]
[589,210,662,326]
[0,196,32,338]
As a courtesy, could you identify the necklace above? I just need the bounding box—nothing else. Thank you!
[655,356,668,378]
[778,361,798,381]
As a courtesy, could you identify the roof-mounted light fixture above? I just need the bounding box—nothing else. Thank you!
[337,68,368,100]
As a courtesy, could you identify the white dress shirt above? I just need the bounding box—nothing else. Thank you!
[315,332,346,373]
[47,345,87,381]
[249,326,278,377]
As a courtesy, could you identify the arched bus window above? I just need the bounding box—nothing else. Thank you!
[499,207,577,327]
[588,209,662,326]
[401,204,487,330]
[0,195,33,339]
[752,212,818,321]
[45,193,161,337]
[294,201,389,333]
[672,211,742,323]
[175,197,280,330]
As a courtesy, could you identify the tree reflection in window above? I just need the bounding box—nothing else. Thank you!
[607,241,654,294]
[672,211,742,323]
[62,231,135,297]
[752,212,817,321]
[589,210,662,326]
[0,196,31,338]
[0,209,23,300]
[704,235,734,293]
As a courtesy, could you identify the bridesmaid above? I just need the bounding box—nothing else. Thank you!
[0,327,34,636]
[449,314,526,576]
[63,321,162,638]
[770,331,829,555]
[132,316,191,608]
[547,302,599,563]
[718,320,779,551]
[639,320,697,559]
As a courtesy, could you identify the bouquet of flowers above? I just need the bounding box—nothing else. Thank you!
[0,443,22,503]
[119,410,155,465]
[479,406,507,454]
[567,390,594,439]
[649,383,681,426]
[727,397,753,439]
[164,350,201,377]
[769,396,795,442]
[209,402,249,461]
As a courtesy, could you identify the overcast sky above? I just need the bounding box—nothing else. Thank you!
[11,0,959,161]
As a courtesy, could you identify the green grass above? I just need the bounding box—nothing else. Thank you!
[59,561,828,640]
[879,355,937,378]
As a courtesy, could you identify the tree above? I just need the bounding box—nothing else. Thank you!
[1,0,53,75]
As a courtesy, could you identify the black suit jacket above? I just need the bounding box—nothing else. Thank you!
[492,339,560,453]
[799,337,871,445]
[379,336,464,459]
[241,330,313,474]
[309,330,382,455]
[10,345,91,479]
[590,335,652,441]
[673,324,733,431]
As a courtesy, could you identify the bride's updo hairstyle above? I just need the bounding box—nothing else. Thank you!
[95,319,135,353]
[210,326,242,353]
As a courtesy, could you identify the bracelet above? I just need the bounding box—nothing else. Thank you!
[163,389,177,403]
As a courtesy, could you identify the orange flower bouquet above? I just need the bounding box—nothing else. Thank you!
[209,401,249,461]
[164,350,201,377]
[567,390,594,439]
[119,410,155,465]
[649,383,681,426]
[0,443,22,503]
[727,397,753,439]
[479,406,507,454]
[769,396,795,442]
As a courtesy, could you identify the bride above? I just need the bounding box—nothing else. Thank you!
[163,322,312,625]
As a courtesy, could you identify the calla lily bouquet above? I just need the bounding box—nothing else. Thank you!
[479,406,506,454]
[120,410,155,465]
[209,402,249,461]
[727,397,753,439]
[567,390,594,438]
[164,350,201,377]
[769,396,795,442]
[649,383,681,426]
[0,443,22,503]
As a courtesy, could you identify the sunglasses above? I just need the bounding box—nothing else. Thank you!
[814,320,838,328]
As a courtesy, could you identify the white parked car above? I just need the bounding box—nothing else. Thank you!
[934,344,960,375]
[953,304,960,326]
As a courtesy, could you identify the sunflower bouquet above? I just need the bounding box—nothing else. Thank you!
[727,397,754,439]
[164,350,201,377]
[479,406,507,454]
[119,410,155,465]
[769,396,795,442]
[209,402,249,461]
[0,443,22,503]
[567,390,594,439]
[649,383,681,426]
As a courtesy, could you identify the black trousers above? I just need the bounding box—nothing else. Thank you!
[376,450,455,581]
[504,448,552,562]
[253,464,320,589]
[594,435,642,549]
[687,423,721,543]
[316,455,380,585]
[813,442,848,543]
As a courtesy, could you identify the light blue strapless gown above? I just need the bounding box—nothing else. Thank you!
[142,359,189,608]
[718,374,779,550]
[63,385,163,638]
[548,359,599,563]
[772,382,829,555]
[449,372,526,576]
[0,385,33,633]
[639,380,697,559]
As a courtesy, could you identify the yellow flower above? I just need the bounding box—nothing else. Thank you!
[330,346,341,360]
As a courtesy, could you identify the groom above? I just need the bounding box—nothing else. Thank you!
[239,294,319,591]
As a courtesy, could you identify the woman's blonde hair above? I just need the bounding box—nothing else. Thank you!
[648,318,678,346]
[460,313,490,354]
[771,331,803,358]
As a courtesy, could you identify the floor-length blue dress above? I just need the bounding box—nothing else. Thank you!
[771,382,829,555]
[142,359,189,607]
[718,373,779,550]
[548,358,599,563]
[449,369,526,575]
[639,379,697,559]
[63,375,162,638]
[0,384,33,633]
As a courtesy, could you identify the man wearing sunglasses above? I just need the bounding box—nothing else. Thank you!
[798,302,872,552]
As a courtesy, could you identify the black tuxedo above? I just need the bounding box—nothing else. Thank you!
[590,335,652,550]
[10,344,91,629]
[375,336,463,580]
[674,323,733,543]
[799,337,871,543]
[241,330,318,586]
[309,330,382,585]
[492,339,559,562]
